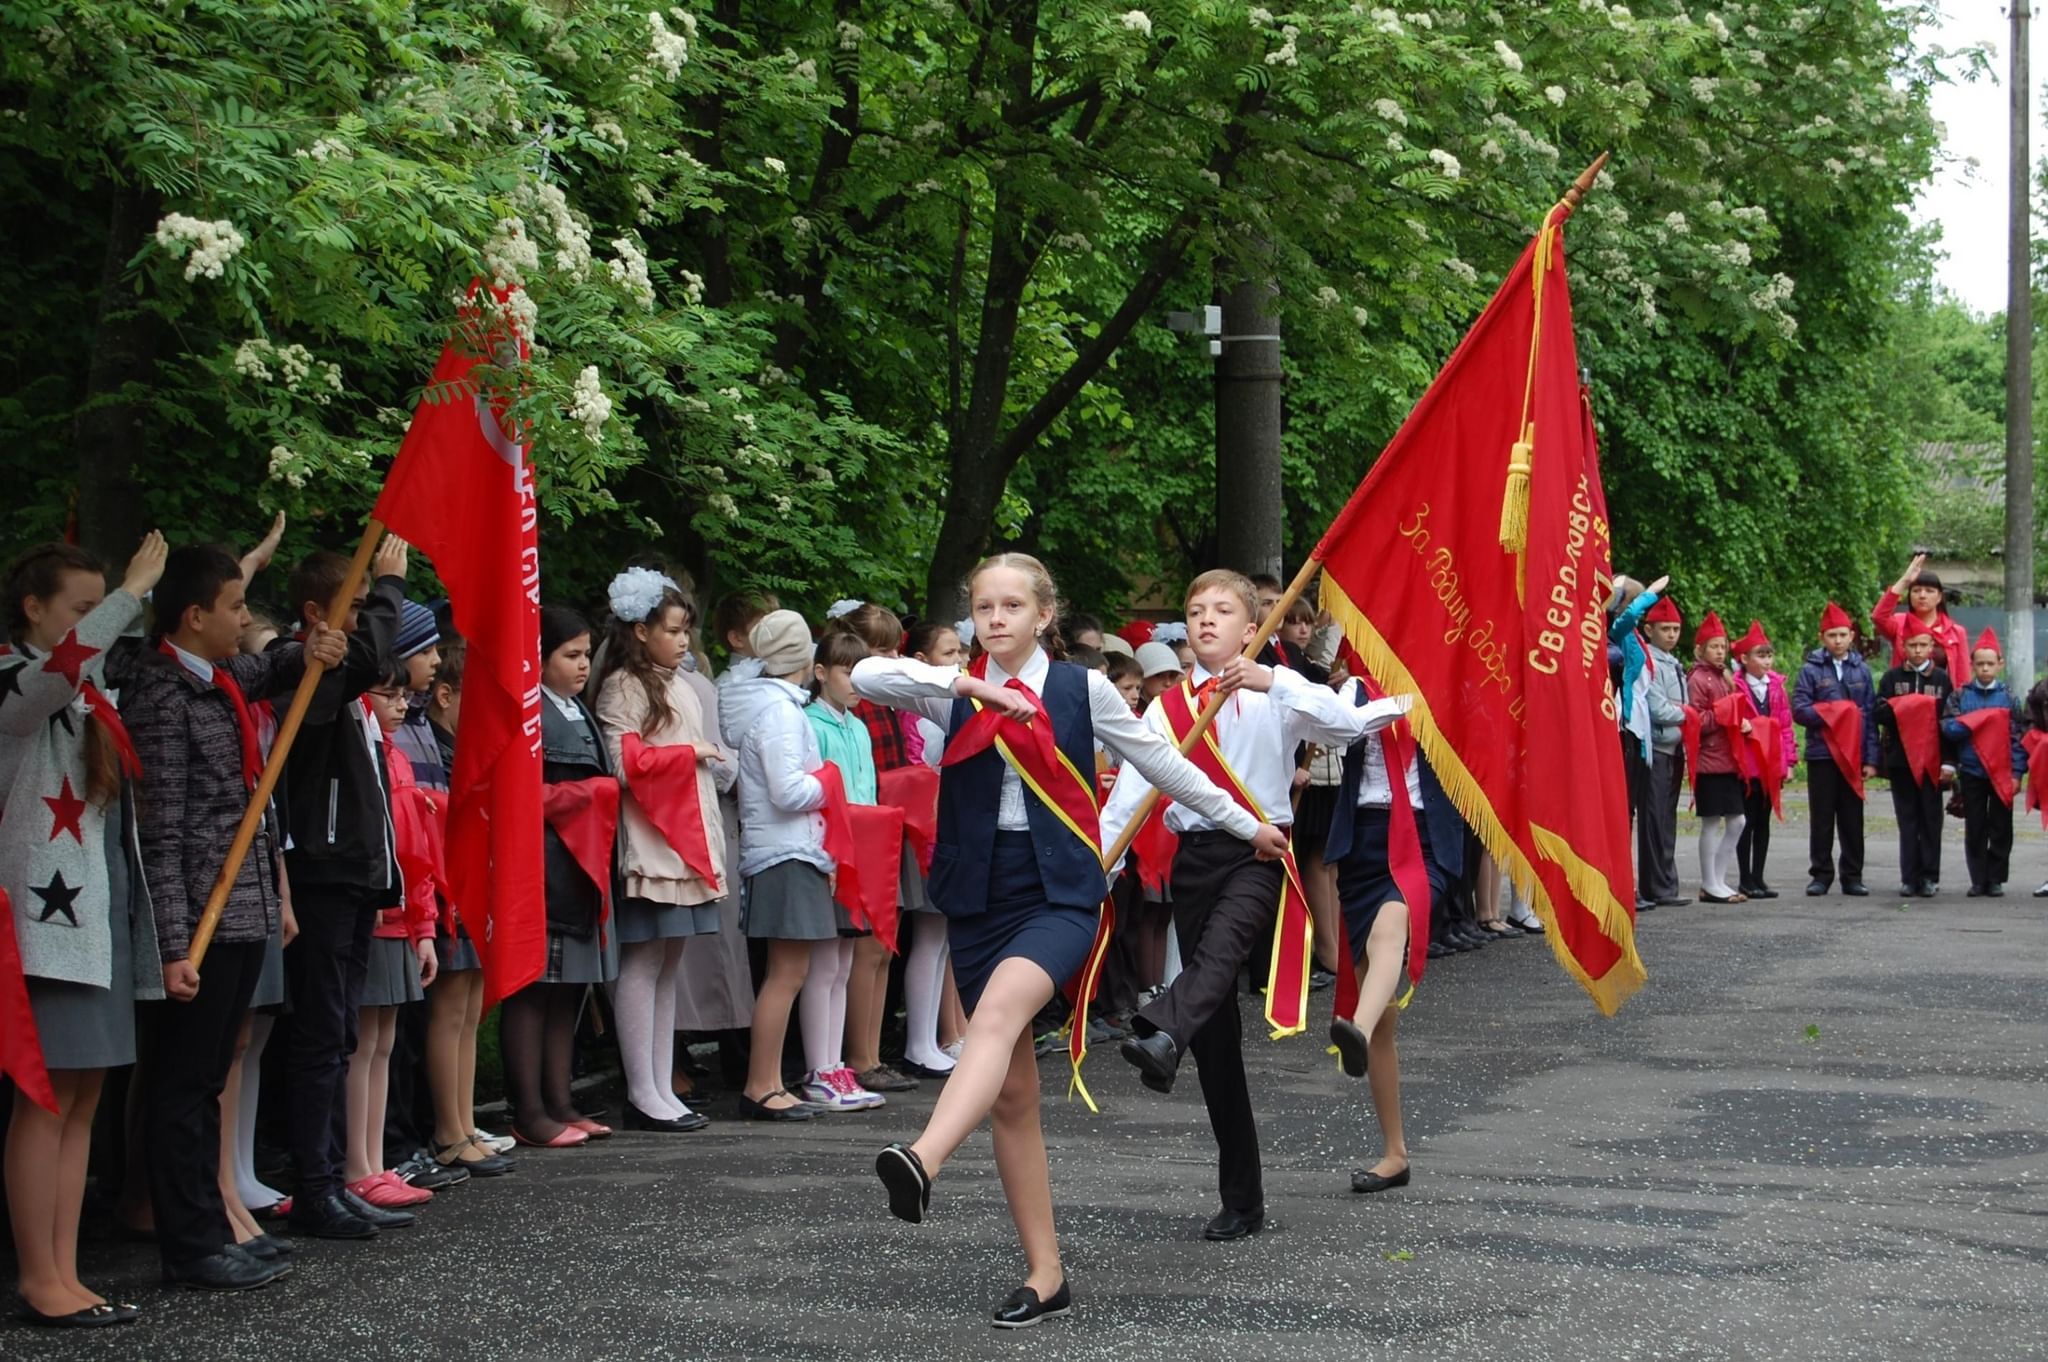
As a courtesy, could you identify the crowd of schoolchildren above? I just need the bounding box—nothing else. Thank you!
[1610,555,2045,912]
[0,529,1449,1325]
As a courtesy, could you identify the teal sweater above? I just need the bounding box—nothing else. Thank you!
[805,698,877,804]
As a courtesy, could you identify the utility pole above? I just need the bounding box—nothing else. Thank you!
[1213,276,1284,580]
[2008,4,2037,683]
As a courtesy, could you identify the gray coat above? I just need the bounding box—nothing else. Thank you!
[1643,647,1688,755]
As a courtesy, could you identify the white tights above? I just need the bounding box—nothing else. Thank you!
[799,938,854,1076]
[234,1013,282,1210]
[611,938,689,1119]
[902,913,953,1072]
[1698,814,1747,898]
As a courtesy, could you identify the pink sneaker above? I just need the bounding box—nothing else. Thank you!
[826,1066,885,1110]
[350,1171,432,1208]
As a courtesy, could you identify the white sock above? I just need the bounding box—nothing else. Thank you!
[611,941,682,1119]
[1698,817,1727,896]
[235,1013,283,1209]
[1717,814,1746,894]
[903,914,952,1071]
[800,938,851,1076]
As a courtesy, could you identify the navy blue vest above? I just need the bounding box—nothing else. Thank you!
[928,661,1106,915]
[1325,686,1464,877]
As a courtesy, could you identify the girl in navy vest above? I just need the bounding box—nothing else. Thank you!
[853,553,1285,1329]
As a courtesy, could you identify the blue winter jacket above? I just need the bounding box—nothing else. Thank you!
[1790,648,1881,767]
[1941,680,2030,782]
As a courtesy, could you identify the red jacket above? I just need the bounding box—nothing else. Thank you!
[1688,663,1741,775]
[1871,592,1970,681]
[376,739,441,944]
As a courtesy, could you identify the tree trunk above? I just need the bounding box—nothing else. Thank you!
[1213,274,1283,580]
[73,182,158,568]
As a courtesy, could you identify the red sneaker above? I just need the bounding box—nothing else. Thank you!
[349,1172,432,1208]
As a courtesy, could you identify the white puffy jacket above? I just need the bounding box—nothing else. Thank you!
[719,674,831,879]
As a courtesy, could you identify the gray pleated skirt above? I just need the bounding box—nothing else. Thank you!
[358,936,425,1007]
[615,896,720,944]
[440,924,482,973]
[543,924,620,985]
[899,843,935,915]
[28,805,139,1070]
[742,859,843,941]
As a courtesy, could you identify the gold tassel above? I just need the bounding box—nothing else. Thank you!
[1498,432,1533,553]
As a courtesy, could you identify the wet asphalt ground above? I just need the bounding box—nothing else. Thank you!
[6,797,2046,1360]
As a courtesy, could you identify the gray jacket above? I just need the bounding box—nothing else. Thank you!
[1643,647,1688,755]
[720,674,830,880]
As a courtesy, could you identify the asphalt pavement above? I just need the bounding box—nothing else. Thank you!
[7,795,2046,1360]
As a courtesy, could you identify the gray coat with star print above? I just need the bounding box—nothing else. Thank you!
[0,588,161,995]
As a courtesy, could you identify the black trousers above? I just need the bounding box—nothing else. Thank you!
[146,940,264,1269]
[1806,758,1865,886]
[1888,772,1944,888]
[1638,750,1682,901]
[383,997,432,1166]
[1959,773,2014,889]
[1734,780,1774,889]
[1134,833,1275,1215]
[283,884,377,1201]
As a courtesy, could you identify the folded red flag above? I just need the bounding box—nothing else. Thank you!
[1679,705,1702,808]
[0,887,56,1113]
[1130,800,1180,896]
[875,763,939,875]
[2024,730,2048,826]
[1712,692,1783,819]
[1887,692,1941,789]
[1954,708,2018,807]
[619,733,721,893]
[843,803,905,952]
[541,776,622,916]
[1812,701,1867,800]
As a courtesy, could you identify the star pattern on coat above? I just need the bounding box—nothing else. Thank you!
[30,871,81,927]
[40,630,100,688]
[47,705,76,738]
[0,658,24,708]
[43,776,87,845]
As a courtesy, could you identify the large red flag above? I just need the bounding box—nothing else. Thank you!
[1311,188,1644,1015]
[372,288,546,1008]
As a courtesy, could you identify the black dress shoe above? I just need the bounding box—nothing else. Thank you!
[341,1188,415,1229]
[1350,1165,1412,1194]
[17,1300,135,1327]
[876,1143,931,1224]
[737,1090,814,1122]
[1917,881,1939,898]
[1655,897,1690,908]
[1806,880,1831,896]
[164,1247,283,1292]
[1967,884,1990,897]
[1307,967,1336,993]
[1635,899,1657,913]
[239,1233,294,1262]
[1990,883,2005,896]
[1750,885,1779,899]
[1202,1207,1266,1241]
[1842,881,1870,896]
[623,1101,708,1133]
[992,1280,1072,1329]
[1426,940,1453,959]
[286,1193,378,1240]
[1118,1029,1179,1094]
[1330,1016,1370,1079]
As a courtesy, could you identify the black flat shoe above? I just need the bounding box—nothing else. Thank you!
[436,1136,517,1175]
[1750,886,1779,899]
[286,1193,378,1240]
[738,1090,814,1122]
[1635,900,1657,913]
[17,1300,135,1327]
[623,1102,708,1133]
[1654,897,1690,908]
[1202,1207,1266,1241]
[1330,1016,1370,1079]
[1351,1165,1412,1195]
[876,1143,931,1224]
[992,1280,1072,1329]
[1842,882,1869,896]
[1697,892,1747,904]
[1806,880,1831,896]
[1119,1029,1179,1094]
[341,1188,415,1230]
[898,1059,956,1080]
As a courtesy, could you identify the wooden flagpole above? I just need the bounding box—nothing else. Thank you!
[188,519,386,969]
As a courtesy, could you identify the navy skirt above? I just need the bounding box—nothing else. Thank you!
[946,832,1098,1012]
[1336,808,1449,964]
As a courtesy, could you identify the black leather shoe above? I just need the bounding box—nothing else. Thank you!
[1350,1165,1412,1194]
[1967,884,1989,897]
[1330,1016,1370,1079]
[2035,882,2048,898]
[1750,885,1779,899]
[737,1090,814,1122]
[1842,881,1870,896]
[163,1247,283,1291]
[992,1280,1072,1329]
[286,1193,378,1240]
[1635,899,1657,913]
[1203,1207,1266,1241]
[1806,880,1831,896]
[1990,883,2005,896]
[876,1143,931,1224]
[1307,967,1336,993]
[1426,940,1453,959]
[1896,884,1918,900]
[17,1301,135,1327]
[1917,881,1939,898]
[1655,897,1690,908]
[623,1101,708,1133]
[239,1234,294,1262]
[341,1188,415,1229]
[1119,1029,1179,1094]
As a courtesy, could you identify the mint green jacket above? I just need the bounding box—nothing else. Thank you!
[805,699,877,804]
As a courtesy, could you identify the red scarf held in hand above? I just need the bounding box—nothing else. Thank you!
[0,887,57,1114]
[158,642,259,789]
[618,733,721,893]
[2023,729,2048,827]
[811,763,904,951]
[1953,708,2018,807]
[1886,692,1942,789]
[1713,691,1784,819]
[875,763,940,874]
[541,776,622,916]
[1812,701,1867,800]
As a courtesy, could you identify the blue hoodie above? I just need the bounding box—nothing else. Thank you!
[1942,679,2029,782]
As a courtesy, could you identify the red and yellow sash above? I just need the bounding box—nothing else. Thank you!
[1159,679,1316,1039]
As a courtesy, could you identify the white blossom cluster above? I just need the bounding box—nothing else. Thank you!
[1443,257,1478,285]
[484,217,540,288]
[1493,39,1522,73]
[568,366,612,443]
[1427,147,1461,179]
[608,237,656,309]
[1368,8,1403,36]
[1265,23,1300,65]
[647,11,690,80]
[520,182,593,281]
[1690,75,1719,103]
[154,213,247,281]
[592,120,629,151]
[1748,271,1797,337]
[837,20,864,49]
[1249,6,1273,25]
[268,444,308,490]
[1704,11,1731,41]
[1315,285,1341,306]
[295,136,354,163]
[1402,12,1433,29]
[233,339,343,400]
[762,156,787,176]
[1373,97,1407,126]
[793,57,818,83]
[1544,84,1566,106]
[1120,10,1152,36]
[678,268,706,305]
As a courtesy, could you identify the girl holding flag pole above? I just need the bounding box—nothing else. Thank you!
[852,552,1286,1329]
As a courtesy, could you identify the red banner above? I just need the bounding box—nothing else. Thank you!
[1313,212,1643,1014]
[371,286,545,1008]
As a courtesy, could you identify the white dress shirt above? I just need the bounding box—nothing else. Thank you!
[1745,672,1769,709]
[851,649,1261,841]
[1348,679,1425,810]
[1099,666,1409,852]
[167,640,214,682]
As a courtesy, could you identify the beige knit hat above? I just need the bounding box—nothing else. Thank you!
[750,609,815,676]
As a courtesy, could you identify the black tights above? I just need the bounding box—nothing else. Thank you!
[500,983,586,1140]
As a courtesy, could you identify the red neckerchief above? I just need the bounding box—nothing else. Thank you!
[1886,691,1942,788]
[159,641,261,790]
[941,653,1101,849]
[1954,706,2017,806]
